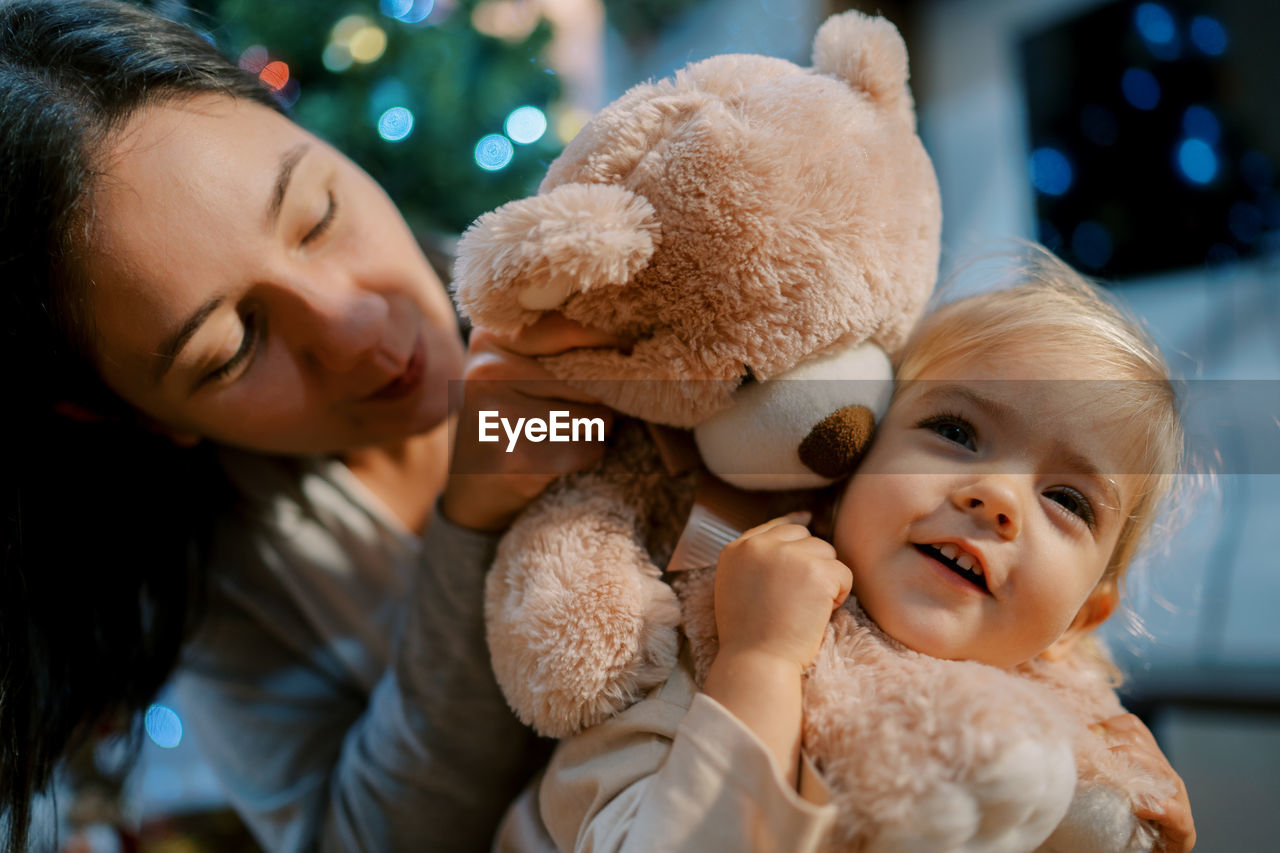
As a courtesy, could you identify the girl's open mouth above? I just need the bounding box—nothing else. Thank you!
[915,543,989,593]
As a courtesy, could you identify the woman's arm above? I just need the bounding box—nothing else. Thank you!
[176,509,528,853]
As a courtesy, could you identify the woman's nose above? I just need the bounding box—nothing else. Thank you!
[277,277,389,374]
[952,476,1022,539]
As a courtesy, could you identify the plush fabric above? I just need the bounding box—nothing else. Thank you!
[454,10,1162,851]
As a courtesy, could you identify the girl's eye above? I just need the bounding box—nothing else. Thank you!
[1045,486,1096,527]
[919,414,977,450]
[205,311,263,385]
[302,190,338,245]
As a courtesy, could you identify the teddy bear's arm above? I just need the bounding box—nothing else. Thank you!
[484,469,683,738]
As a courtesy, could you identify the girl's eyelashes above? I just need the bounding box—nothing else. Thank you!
[301,189,338,245]
[917,412,977,450]
[205,310,263,385]
[1044,486,1097,528]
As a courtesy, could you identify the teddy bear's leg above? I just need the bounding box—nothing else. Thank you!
[485,479,682,738]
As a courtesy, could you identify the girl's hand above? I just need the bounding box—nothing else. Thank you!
[713,512,853,672]
[701,512,852,787]
[441,314,625,531]
[1092,713,1196,852]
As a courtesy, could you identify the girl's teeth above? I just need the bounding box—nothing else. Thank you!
[939,544,959,561]
[956,552,977,572]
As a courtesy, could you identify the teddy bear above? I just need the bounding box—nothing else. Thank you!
[453,10,1168,852]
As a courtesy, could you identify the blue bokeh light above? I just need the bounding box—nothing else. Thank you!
[377,107,415,142]
[475,134,515,171]
[1121,68,1161,111]
[1029,147,1073,196]
[1181,105,1220,145]
[504,106,548,145]
[1190,16,1227,56]
[144,704,183,749]
[1177,138,1218,184]
[382,0,434,24]
[1071,222,1113,269]
[1134,3,1175,44]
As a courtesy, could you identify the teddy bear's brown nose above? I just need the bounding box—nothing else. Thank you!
[797,404,876,479]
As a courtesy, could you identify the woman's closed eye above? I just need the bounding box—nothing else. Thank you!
[203,310,263,386]
[918,412,977,451]
[302,190,338,245]
[1044,486,1096,527]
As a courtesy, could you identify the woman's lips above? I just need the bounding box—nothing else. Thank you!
[365,335,425,403]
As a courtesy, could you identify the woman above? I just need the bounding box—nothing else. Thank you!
[0,1,613,850]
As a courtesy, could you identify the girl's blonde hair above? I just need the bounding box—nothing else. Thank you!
[894,248,1185,598]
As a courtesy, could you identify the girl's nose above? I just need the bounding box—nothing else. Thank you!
[952,476,1022,539]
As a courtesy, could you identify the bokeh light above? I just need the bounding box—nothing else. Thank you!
[144,704,183,749]
[1189,15,1227,56]
[382,0,435,24]
[1182,105,1220,145]
[554,106,591,144]
[1177,138,1218,185]
[332,15,371,47]
[1134,4,1175,45]
[349,25,388,63]
[1121,68,1160,110]
[238,45,269,74]
[504,106,548,144]
[259,60,289,92]
[323,43,354,73]
[472,0,540,42]
[378,107,415,142]
[1071,221,1113,269]
[1133,3,1179,59]
[475,133,515,170]
[1029,147,1073,196]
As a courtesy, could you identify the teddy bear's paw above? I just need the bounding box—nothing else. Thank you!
[866,737,1077,853]
[484,513,683,738]
[454,183,660,331]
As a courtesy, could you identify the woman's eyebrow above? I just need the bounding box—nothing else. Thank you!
[151,144,312,385]
[266,143,311,230]
[152,295,222,385]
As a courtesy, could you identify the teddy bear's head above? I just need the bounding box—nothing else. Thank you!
[455,11,940,452]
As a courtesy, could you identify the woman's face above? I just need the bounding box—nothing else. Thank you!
[81,94,464,454]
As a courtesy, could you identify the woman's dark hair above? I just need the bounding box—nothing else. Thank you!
[1,2,280,848]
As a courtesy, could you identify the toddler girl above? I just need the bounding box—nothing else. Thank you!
[498,252,1194,852]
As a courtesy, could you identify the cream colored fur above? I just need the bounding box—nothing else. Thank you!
[453,10,1162,851]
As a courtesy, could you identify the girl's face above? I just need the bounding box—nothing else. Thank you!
[81,94,464,454]
[832,350,1139,668]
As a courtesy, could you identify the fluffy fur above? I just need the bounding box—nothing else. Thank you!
[454,10,1162,851]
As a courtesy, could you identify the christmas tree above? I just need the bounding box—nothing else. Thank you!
[171,0,565,236]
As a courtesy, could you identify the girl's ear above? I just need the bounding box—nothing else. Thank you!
[1041,580,1119,662]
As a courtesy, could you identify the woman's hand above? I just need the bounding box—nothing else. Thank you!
[1092,713,1195,852]
[702,513,853,786]
[441,314,625,531]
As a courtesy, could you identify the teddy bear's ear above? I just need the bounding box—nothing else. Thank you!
[453,183,660,332]
[812,10,916,131]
